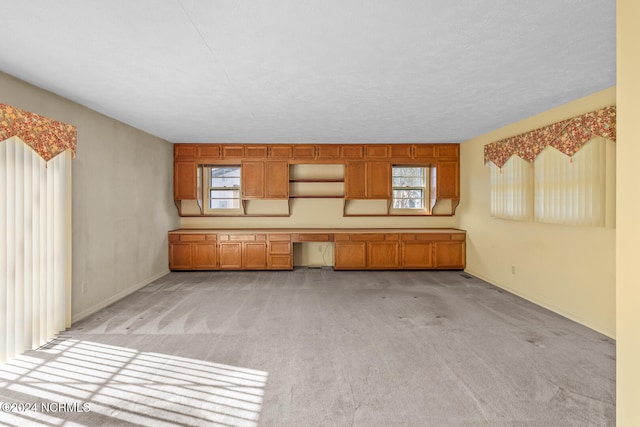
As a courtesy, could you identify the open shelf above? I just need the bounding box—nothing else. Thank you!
[289,164,345,199]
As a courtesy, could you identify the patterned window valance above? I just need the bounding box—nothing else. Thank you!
[0,103,77,161]
[484,106,616,168]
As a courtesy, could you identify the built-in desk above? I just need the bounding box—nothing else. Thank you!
[168,228,466,271]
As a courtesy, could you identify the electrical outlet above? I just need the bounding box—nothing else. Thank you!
[82,282,87,293]
[511,265,516,275]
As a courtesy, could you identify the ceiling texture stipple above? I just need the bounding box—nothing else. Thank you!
[0,0,615,144]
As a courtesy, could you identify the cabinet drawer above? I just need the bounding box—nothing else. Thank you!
[269,242,291,254]
[180,234,207,242]
[385,234,399,241]
[296,233,331,242]
[451,233,466,241]
[334,234,350,241]
[169,234,180,242]
[269,234,291,242]
[351,233,384,241]
[416,234,449,241]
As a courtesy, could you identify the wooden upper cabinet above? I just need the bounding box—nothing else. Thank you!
[222,145,245,159]
[436,160,460,199]
[344,161,367,199]
[269,145,293,160]
[340,145,364,159]
[316,145,341,160]
[242,160,289,199]
[367,161,391,199]
[175,144,197,160]
[265,161,289,199]
[245,145,268,158]
[435,144,459,158]
[345,161,391,199]
[413,144,435,159]
[292,145,317,160]
[174,161,198,200]
[390,144,413,159]
[242,161,265,198]
[197,145,222,162]
[365,145,390,159]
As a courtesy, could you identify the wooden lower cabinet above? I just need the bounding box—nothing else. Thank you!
[170,230,464,271]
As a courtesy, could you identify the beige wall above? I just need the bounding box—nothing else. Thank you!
[616,0,640,424]
[0,71,180,322]
[456,87,616,338]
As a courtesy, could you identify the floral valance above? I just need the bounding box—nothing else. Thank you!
[484,106,616,168]
[0,103,77,161]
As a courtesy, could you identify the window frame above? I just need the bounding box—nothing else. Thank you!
[202,165,243,214]
[390,165,431,214]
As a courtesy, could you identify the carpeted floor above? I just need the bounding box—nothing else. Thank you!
[0,269,615,426]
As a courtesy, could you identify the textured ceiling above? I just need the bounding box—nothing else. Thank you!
[0,1,615,144]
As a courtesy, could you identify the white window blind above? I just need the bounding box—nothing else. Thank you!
[490,156,533,220]
[0,136,72,362]
[534,137,607,226]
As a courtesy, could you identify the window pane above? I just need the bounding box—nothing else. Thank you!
[211,190,239,199]
[393,189,423,199]
[392,177,425,187]
[210,199,240,209]
[392,167,424,177]
[211,177,240,188]
[210,167,240,177]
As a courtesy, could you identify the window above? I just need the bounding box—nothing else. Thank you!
[392,166,428,210]
[490,156,533,220]
[204,166,241,212]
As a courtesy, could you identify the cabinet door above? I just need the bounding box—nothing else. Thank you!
[292,145,316,160]
[344,161,367,199]
[175,144,196,160]
[197,145,221,162]
[193,243,217,269]
[245,145,268,158]
[334,241,367,269]
[316,145,341,160]
[269,145,293,160]
[219,242,243,269]
[222,145,245,159]
[401,241,434,269]
[365,145,390,159]
[368,241,399,269]
[174,161,198,200]
[242,161,265,199]
[265,161,289,199]
[268,241,293,270]
[244,242,268,269]
[434,241,465,269]
[169,242,193,270]
[390,144,413,160]
[436,160,460,199]
[413,144,435,159]
[340,145,364,159]
[367,161,391,199]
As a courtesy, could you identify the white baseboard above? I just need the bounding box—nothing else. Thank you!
[71,269,170,324]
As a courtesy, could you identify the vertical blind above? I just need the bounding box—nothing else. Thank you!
[490,156,533,220]
[489,136,609,226]
[0,136,72,362]
[534,137,607,226]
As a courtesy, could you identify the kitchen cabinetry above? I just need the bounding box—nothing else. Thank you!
[242,161,289,199]
[344,161,391,199]
[169,234,217,270]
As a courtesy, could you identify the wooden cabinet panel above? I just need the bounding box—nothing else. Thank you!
[198,145,221,160]
[222,145,245,159]
[436,160,460,199]
[219,242,243,269]
[268,240,292,269]
[334,241,367,269]
[244,242,268,269]
[242,161,265,199]
[436,144,459,158]
[341,145,364,159]
[434,241,465,269]
[316,145,341,160]
[344,161,367,199]
[368,241,399,269]
[266,161,289,199]
[174,161,198,200]
[367,161,391,199]
[169,242,192,270]
[269,145,293,160]
[292,145,316,160]
[390,144,413,159]
[245,145,268,158]
[413,145,435,159]
[401,241,434,269]
[365,145,390,159]
[175,144,196,160]
[193,243,217,269]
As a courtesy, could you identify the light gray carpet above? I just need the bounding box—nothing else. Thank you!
[0,269,615,426]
